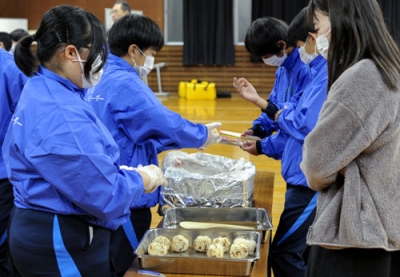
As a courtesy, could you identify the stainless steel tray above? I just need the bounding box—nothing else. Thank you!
[162,207,272,244]
[135,228,261,276]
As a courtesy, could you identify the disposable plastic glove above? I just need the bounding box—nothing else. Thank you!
[120,165,134,171]
[200,122,222,149]
[135,164,168,193]
[120,164,167,193]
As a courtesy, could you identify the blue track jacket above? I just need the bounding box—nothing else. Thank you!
[0,49,27,179]
[2,66,145,230]
[88,54,208,209]
[252,47,311,136]
[262,55,328,186]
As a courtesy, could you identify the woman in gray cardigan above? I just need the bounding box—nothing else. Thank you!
[301,0,400,276]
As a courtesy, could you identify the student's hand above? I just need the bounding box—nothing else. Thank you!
[200,122,222,150]
[241,129,254,137]
[135,165,168,193]
[240,141,259,156]
[233,77,268,109]
[233,77,258,102]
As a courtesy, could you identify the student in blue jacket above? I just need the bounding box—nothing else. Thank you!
[235,16,311,140]
[235,8,328,277]
[0,48,27,276]
[88,14,221,276]
[2,5,167,277]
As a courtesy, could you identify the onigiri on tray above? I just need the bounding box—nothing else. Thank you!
[135,228,261,276]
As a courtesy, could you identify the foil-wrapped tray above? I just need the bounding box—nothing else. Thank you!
[161,151,256,209]
[163,207,272,244]
[135,228,261,276]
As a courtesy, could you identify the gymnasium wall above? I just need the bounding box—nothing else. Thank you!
[0,0,275,95]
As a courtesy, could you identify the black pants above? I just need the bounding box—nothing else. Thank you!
[109,208,152,277]
[9,207,111,277]
[269,184,317,277]
[0,178,17,276]
[307,245,400,277]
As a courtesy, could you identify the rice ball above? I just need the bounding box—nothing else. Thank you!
[193,235,212,252]
[230,243,249,259]
[207,243,224,258]
[233,237,257,255]
[212,236,231,253]
[171,235,189,252]
[152,235,171,250]
[148,241,168,256]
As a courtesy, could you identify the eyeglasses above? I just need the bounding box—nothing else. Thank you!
[111,9,122,15]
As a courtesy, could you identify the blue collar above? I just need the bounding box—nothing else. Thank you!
[107,54,139,76]
[38,66,86,95]
[281,47,300,70]
[309,54,327,72]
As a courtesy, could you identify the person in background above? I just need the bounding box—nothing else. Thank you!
[235,8,327,276]
[111,0,131,22]
[0,32,12,52]
[9,28,29,54]
[88,13,222,277]
[3,5,166,276]
[0,45,27,277]
[301,0,400,276]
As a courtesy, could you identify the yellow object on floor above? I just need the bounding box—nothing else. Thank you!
[178,79,216,99]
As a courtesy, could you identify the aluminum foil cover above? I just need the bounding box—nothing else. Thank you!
[161,151,256,209]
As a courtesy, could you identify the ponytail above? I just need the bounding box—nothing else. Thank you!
[14,34,38,77]
[14,6,107,79]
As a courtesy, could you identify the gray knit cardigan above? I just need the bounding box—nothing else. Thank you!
[301,59,400,250]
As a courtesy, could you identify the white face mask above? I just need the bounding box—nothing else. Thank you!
[262,51,287,67]
[316,29,331,60]
[10,43,15,54]
[131,47,154,77]
[299,38,319,65]
[74,49,103,88]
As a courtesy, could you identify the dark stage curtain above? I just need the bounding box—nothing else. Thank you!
[251,0,309,25]
[183,0,235,66]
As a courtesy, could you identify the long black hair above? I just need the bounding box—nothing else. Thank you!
[14,5,108,80]
[108,14,164,57]
[310,0,400,90]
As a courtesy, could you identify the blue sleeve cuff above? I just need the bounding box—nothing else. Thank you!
[251,124,267,138]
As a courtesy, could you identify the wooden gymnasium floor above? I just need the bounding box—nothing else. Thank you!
[151,93,286,239]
